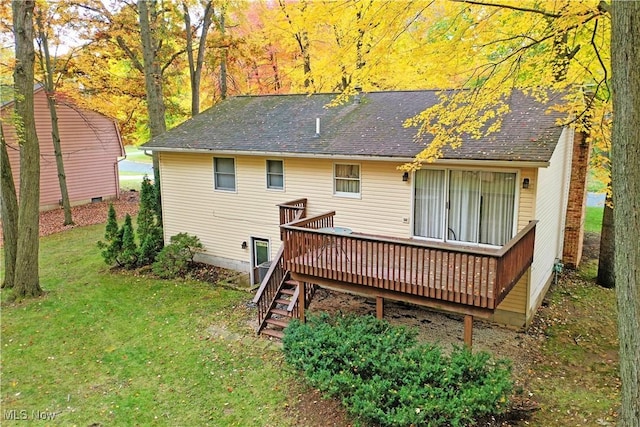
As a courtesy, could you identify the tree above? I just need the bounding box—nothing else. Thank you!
[120,213,138,269]
[611,2,640,424]
[97,203,123,266]
[137,175,163,266]
[182,0,214,115]
[35,3,73,226]
[0,124,18,289]
[11,0,43,299]
[138,0,172,225]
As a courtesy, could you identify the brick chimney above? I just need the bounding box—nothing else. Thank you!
[562,130,591,268]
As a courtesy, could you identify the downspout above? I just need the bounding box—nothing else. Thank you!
[114,120,126,199]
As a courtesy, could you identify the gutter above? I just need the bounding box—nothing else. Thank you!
[138,146,551,168]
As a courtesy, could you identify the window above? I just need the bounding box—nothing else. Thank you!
[413,169,516,246]
[334,164,360,196]
[266,160,284,190]
[214,157,236,191]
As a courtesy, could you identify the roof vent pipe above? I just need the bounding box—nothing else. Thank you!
[315,117,320,137]
[354,85,362,104]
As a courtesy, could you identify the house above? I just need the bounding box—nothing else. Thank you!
[1,85,124,210]
[141,89,589,343]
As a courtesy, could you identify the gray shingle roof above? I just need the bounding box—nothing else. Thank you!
[142,90,566,163]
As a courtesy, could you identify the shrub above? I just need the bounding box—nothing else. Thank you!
[152,233,203,279]
[97,204,123,266]
[283,314,513,427]
[119,214,138,269]
[137,175,163,265]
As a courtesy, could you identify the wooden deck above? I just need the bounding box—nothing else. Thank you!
[281,211,536,318]
[254,199,537,345]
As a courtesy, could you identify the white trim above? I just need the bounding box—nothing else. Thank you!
[249,236,271,285]
[144,147,551,168]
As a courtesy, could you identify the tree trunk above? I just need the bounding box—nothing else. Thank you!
[12,0,43,299]
[138,0,166,223]
[183,0,213,116]
[36,11,73,225]
[218,5,228,100]
[0,124,18,289]
[611,2,640,425]
[597,194,615,288]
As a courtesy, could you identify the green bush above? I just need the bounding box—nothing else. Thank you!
[119,214,138,269]
[283,314,513,427]
[152,233,203,279]
[97,204,123,266]
[137,175,163,266]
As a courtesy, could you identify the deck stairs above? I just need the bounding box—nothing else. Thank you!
[259,278,300,339]
[253,245,316,339]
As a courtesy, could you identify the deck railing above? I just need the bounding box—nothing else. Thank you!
[252,244,287,333]
[281,212,537,311]
[278,198,307,239]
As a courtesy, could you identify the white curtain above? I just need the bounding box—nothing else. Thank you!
[448,171,480,243]
[413,170,445,239]
[335,164,360,193]
[479,172,516,245]
[413,169,516,246]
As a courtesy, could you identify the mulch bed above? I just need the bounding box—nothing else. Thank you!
[0,191,140,245]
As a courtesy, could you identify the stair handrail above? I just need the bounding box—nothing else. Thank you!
[252,243,284,304]
[254,207,307,334]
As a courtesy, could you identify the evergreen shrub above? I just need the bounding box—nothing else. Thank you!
[283,314,513,427]
[152,233,203,279]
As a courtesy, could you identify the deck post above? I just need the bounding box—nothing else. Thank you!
[298,282,306,323]
[376,296,384,319]
[464,315,473,347]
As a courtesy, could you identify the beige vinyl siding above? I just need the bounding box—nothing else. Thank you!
[493,167,537,316]
[2,88,123,210]
[529,127,573,315]
[159,153,413,270]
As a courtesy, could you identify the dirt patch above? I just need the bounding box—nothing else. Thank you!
[187,262,238,284]
[582,231,601,261]
[286,383,354,427]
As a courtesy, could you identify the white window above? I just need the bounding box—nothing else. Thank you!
[413,169,516,246]
[214,157,236,191]
[334,164,360,197]
[266,160,284,190]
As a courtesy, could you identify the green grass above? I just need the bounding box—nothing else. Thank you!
[1,225,293,426]
[527,274,619,425]
[124,145,152,163]
[585,206,604,234]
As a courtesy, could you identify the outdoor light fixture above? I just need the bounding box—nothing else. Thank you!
[522,178,530,189]
[402,172,409,182]
[241,241,248,249]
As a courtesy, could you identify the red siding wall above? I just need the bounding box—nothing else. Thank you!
[2,88,124,210]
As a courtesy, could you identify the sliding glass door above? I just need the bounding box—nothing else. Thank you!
[414,169,516,246]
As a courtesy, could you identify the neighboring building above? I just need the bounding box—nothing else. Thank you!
[1,85,124,210]
[142,90,587,339]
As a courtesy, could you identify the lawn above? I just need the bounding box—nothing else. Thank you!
[585,206,604,233]
[1,210,620,426]
[1,224,293,426]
